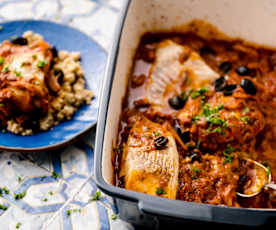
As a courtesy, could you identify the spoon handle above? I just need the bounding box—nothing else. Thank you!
[264,183,276,191]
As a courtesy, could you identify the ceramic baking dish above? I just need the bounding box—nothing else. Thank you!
[95,0,276,228]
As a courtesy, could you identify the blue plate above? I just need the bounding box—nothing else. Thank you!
[0,20,107,151]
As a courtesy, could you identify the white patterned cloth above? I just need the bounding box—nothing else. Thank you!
[0,0,133,229]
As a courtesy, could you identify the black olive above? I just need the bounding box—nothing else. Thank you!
[240,78,257,95]
[11,37,28,46]
[219,62,232,73]
[236,66,251,76]
[174,120,190,143]
[214,76,227,92]
[189,152,202,163]
[168,95,185,110]
[154,136,169,150]
[54,69,64,85]
[51,46,58,58]
[223,84,237,96]
[200,46,216,57]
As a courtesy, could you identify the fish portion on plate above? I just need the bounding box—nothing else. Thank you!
[0,31,93,135]
[114,31,276,208]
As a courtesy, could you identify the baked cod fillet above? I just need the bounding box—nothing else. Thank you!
[119,117,179,199]
[147,40,219,110]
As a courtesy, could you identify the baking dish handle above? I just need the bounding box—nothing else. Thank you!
[138,198,213,222]
[138,198,276,226]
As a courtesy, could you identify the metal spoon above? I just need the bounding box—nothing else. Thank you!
[237,158,276,198]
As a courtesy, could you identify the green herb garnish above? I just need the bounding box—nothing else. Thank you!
[223,144,235,164]
[241,116,250,124]
[0,57,5,65]
[49,191,54,196]
[14,191,26,200]
[16,222,22,229]
[111,214,117,220]
[156,187,166,195]
[192,167,201,179]
[2,64,9,73]
[42,198,48,202]
[37,60,47,68]
[266,165,271,177]
[51,171,60,179]
[191,87,209,99]
[92,191,101,201]
[153,131,161,137]
[0,204,7,211]
[66,208,81,217]
[14,69,21,77]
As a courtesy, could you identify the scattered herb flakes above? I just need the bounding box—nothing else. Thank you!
[51,171,60,179]
[92,191,101,201]
[66,208,81,217]
[191,115,201,124]
[14,69,21,77]
[180,91,189,101]
[266,165,271,177]
[196,140,201,149]
[42,198,48,202]
[153,131,161,137]
[111,214,117,220]
[14,191,26,200]
[0,204,7,211]
[18,176,22,183]
[32,54,37,60]
[49,191,54,196]
[20,62,25,67]
[192,167,201,179]
[2,64,9,73]
[241,116,250,124]
[210,127,222,133]
[37,60,47,68]
[191,87,209,99]
[223,144,236,164]
[3,187,9,194]
[16,222,22,229]
[156,187,166,195]
[0,57,4,65]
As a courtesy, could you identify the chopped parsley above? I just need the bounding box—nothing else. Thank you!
[196,140,201,149]
[0,57,5,65]
[66,208,81,217]
[2,64,9,73]
[42,198,48,202]
[32,54,37,60]
[92,191,101,201]
[191,87,209,99]
[209,126,222,133]
[192,115,201,124]
[16,222,22,229]
[156,187,166,195]
[266,165,271,177]
[49,191,54,196]
[14,191,26,200]
[37,60,47,68]
[111,214,117,220]
[192,167,201,179]
[14,69,21,77]
[18,176,22,183]
[0,204,7,211]
[0,187,9,196]
[153,131,161,137]
[223,144,236,164]
[51,171,60,179]
[241,116,250,124]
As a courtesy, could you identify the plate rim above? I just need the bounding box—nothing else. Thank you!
[0,19,105,152]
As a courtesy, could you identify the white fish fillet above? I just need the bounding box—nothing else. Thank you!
[147,40,219,108]
[120,117,179,199]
